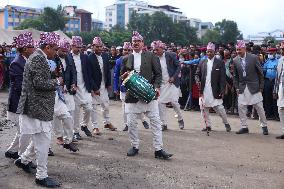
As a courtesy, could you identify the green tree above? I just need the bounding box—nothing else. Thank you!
[40,5,67,31]
[201,29,221,44]
[16,5,67,31]
[215,19,242,44]
[15,19,45,30]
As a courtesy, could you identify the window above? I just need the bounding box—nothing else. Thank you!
[109,24,112,27]
[109,18,112,21]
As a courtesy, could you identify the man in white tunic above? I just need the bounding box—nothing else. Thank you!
[195,42,231,132]
[5,32,35,159]
[113,42,149,131]
[87,37,116,135]
[69,36,93,139]
[233,40,269,135]
[120,31,173,159]
[152,40,184,131]
[15,32,61,188]
[273,41,284,139]
[52,39,78,152]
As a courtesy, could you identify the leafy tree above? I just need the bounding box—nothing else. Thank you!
[201,29,221,44]
[215,19,242,44]
[40,5,67,31]
[16,5,67,31]
[15,19,45,30]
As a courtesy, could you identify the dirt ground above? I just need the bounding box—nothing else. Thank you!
[0,92,283,189]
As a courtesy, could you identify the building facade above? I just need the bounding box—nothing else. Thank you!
[92,19,103,31]
[247,29,284,45]
[0,5,42,30]
[0,5,95,33]
[104,0,188,30]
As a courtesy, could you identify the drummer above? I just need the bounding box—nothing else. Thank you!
[120,31,173,159]
[151,40,184,131]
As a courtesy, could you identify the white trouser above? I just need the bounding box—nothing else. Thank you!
[53,113,74,144]
[201,105,228,128]
[21,131,51,180]
[127,111,163,151]
[91,99,110,129]
[121,99,145,125]
[159,101,183,126]
[73,102,92,133]
[278,107,284,133]
[6,112,31,155]
[238,101,267,128]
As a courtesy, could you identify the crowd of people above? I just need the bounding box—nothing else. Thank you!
[2,30,284,188]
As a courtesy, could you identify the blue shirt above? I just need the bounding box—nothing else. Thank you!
[263,58,278,79]
[113,56,126,93]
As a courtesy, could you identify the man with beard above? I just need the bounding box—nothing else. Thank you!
[113,42,149,131]
[120,31,173,159]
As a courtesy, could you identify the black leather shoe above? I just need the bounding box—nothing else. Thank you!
[15,159,35,174]
[30,162,37,169]
[123,125,128,131]
[262,127,269,135]
[276,134,284,139]
[81,126,92,137]
[236,128,249,134]
[201,127,211,132]
[5,151,19,159]
[48,148,54,156]
[142,121,149,129]
[162,125,167,131]
[74,133,82,140]
[225,124,231,132]
[127,147,139,156]
[35,177,60,188]
[178,120,184,130]
[155,149,173,159]
[63,142,79,152]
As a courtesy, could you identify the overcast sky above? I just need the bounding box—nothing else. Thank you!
[1,0,284,38]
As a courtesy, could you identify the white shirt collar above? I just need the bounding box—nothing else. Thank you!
[38,48,47,60]
[133,50,142,55]
[207,56,215,62]
[22,54,28,61]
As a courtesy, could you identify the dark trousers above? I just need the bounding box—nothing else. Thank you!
[263,78,278,118]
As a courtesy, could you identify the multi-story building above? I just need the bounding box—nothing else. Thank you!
[64,6,93,32]
[246,29,284,45]
[0,5,42,30]
[0,5,93,33]
[64,6,81,33]
[92,19,103,31]
[200,22,214,38]
[104,0,188,30]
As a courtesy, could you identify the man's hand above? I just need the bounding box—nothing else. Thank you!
[57,77,64,86]
[168,77,175,84]
[155,88,160,98]
[94,90,100,96]
[71,84,77,91]
[121,71,130,80]
[236,89,240,96]
[273,93,278,99]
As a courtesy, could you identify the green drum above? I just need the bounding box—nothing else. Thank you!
[123,71,156,103]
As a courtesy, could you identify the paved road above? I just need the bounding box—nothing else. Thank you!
[0,92,283,189]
